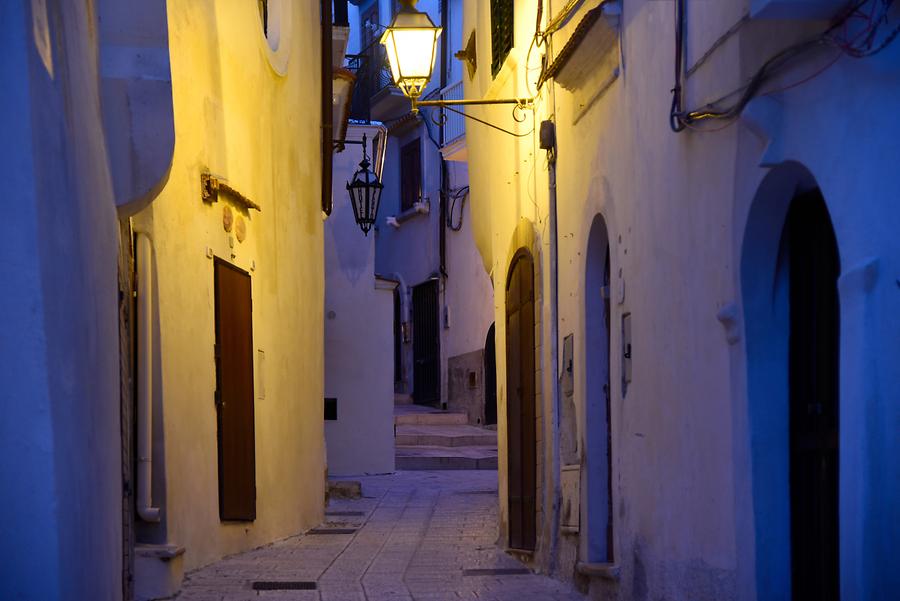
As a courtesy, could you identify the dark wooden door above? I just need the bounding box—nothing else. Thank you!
[786,190,840,601]
[214,259,256,521]
[484,323,497,426]
[412,280,440,405]
[506,253,536,551]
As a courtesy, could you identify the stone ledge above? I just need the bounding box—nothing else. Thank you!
[135,544,185,561]
[577,562,620,581]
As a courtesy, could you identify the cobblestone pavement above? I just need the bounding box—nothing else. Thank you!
[176,471,586,601]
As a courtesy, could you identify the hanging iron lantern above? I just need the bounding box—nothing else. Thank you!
[346,134,384,236]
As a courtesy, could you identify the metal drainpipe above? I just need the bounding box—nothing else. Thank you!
[321,0,333,216]
[540,119,562,573]
[136,232,160,523]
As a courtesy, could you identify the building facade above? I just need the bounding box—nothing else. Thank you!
[2,1,331,599]
[325,122,397,476]
[461,0,900,599]
[347,0,496,422]
[126,0,328,592]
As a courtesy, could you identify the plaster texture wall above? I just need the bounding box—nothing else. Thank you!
[130,0,326,573]
[0,2,122,598]
[325,124,396,476]
[462,0,900,599]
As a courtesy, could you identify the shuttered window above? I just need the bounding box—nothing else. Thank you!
[491,0,514,78]
[400,139,421,212]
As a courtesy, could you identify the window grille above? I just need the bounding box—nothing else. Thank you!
[491,0,514,77]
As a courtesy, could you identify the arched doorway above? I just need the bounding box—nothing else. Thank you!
[506,251,536,551]
[784,189,840,600]
[484,323,497,426]
[584,216,613,563]
[743,166,840,600]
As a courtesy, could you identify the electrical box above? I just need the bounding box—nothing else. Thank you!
[622,313,632,395]
[324,398,337,421]
[562,334,575,398]
[751,0,848,20]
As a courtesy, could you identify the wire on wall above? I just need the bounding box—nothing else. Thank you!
[446,186,469,231]
[670,0,899,133]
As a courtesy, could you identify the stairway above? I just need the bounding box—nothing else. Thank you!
[395,405,498,470]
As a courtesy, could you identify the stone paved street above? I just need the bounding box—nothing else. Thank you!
[176,471,586,601]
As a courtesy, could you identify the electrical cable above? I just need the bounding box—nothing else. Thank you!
[447,186,469,231]
[671,0,898,132]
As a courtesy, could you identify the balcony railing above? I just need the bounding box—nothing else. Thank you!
[346,51,405,122]
[439,81,465,147]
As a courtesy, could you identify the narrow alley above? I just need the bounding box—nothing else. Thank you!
[176,470,584,601]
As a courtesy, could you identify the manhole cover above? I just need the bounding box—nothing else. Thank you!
[252,581,317,591]
[463,568,531,576]
[307,528,357,535]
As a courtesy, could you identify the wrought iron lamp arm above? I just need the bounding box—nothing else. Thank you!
[411,97,532,113]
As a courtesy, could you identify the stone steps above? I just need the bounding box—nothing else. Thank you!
[394,409,468,426]
[395,445,498,470]
[395,424,497,447]
[393,405,497,471]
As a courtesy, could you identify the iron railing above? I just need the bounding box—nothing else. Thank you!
[439,81,465,147]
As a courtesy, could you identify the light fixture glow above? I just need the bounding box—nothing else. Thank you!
[380,0,442,100]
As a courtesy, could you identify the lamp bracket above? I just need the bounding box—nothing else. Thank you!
[411,97,532,113]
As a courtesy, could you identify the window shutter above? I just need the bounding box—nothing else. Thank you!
[491,0,514,78]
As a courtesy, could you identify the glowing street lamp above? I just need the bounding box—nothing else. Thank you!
[380,0,531,115]
[380,0,442,101]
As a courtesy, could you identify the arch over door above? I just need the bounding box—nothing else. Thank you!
[506,251,536,551]
[585,216,613,562]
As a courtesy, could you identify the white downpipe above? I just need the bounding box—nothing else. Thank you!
[136,232,160,523]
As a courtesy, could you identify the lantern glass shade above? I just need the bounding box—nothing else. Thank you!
[347,158,384,236]
[380,6,442,99]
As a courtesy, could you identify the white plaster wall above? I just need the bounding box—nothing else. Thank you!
[463,0,900,598]
[130,0,326,572]
[0,2,122,599]
[325,124,396,476]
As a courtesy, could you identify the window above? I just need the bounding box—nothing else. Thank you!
[490,0,514,77]
[400,139,421,212]
[258,0,268,36]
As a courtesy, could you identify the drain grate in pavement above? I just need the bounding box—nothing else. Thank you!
[252,581,317,591]
[307,528,357,535]
[325,511,365,516]
[456,490,498,495]
[463,568,532,576]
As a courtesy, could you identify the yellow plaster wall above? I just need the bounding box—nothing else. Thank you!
[133,0,325,571]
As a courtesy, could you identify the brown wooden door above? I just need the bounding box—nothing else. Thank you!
[786,190,840,600]
[214,259,256,521]
[506,252,536,551]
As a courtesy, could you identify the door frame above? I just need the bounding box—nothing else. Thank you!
[213,258,257,522]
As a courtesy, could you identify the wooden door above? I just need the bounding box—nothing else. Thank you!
[214,259,256,521]
[412,280,440,405]
[786,190,840,600]
[506,252,536,551]
[484,323,497,426]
